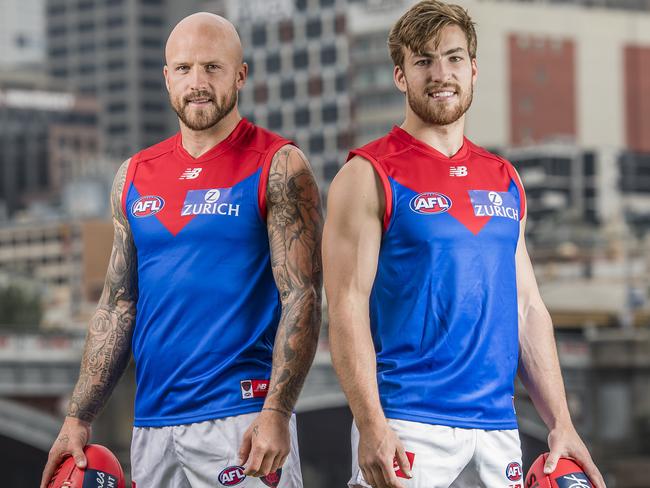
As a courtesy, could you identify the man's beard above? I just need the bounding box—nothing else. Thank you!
[406,80,473,126]
[171,84,238,131]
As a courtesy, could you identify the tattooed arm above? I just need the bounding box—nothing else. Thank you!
[41,159,138,488]
[239,145,323,477]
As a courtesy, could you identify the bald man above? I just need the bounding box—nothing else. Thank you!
[41,12,321,488]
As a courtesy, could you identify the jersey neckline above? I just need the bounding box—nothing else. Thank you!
[173,117,251,164]
[390,125,470,162]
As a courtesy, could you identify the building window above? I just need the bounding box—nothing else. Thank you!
[321,45,337,65]
[268,111,283,129]
[306,18,322,38]
[308,76,322,96]
[309,134,325,154]
[246,58,255,76]
[295,107,310,126]
[279,21,293,43]
[107,60,125,71]
[293,49,308,69]
[338,132,351,150]
[78,21,94,32]
[254,84,268,103]
[296,0,307,11]
[78,0,93,10]
[140,16,163,27]
[321,0,335,6]
[252,25,267,47]
[78,64,96,74]
[281,79,295,100]
[108,81,126,92]
[108,102,127,113]
[106,17,124,28]
[266,53,281,73]
[335,14,346,34]
[323,104,338,123]
[336,73,347,92]
[107,38,125,49]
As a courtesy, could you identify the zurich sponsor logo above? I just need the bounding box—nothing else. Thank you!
[506,462,523,481]
[409,192,452,215]
[218,466,246,486]
[555,473,592,488]
[469,190,519,221]
[181,188,240,217]
[131,195,164,218]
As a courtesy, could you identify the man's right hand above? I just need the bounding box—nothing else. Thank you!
[40,416,91,488]
[357,420,412,488]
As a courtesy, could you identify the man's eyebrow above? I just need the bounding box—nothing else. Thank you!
[416,47,467,57]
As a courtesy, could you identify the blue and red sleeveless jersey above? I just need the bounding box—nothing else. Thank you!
[122,118,290,427]
[350,126,526,429]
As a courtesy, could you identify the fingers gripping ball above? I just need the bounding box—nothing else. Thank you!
[48,444,126,488]
[525,453,593,488]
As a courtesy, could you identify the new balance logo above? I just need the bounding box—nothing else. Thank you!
[179,168,202,180]
[450,166,468,177]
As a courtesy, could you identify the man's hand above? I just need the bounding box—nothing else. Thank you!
[40,417,91,488]
[545,425,606,488]
[357,420,411,488]
[238,409,291,477]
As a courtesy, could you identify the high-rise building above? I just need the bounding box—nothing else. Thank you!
[224,0,353,191]
[45,0,203,159]
[0,75,100,218]
[0,0,46,70]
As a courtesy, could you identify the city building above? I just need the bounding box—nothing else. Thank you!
[0,0,46,70]
[0,75,100,218]
[0,218,113,327]
[45,0,203,159]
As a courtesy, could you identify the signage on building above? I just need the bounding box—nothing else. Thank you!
[0,89,75,111]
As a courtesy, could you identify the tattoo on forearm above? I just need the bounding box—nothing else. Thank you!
[266,147,323,413]
[67,160,138,423]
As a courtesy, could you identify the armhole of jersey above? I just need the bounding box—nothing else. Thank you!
[257,139,293,221]
[508,163,527,220]
[121,156,138,218]
[348,149,393,233]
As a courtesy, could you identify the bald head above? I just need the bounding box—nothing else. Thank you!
[165,12,243,66]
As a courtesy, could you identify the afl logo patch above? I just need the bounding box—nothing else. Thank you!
[218,466,246,486]
[131,195,164,218]
[506,461,523,481]
[409,192,452,214]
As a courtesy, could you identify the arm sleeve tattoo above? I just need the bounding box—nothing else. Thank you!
[265,146,323,414]
[67,159,138,423]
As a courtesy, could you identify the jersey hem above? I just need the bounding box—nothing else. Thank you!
[383,409,518,430]
[133,402,265,428]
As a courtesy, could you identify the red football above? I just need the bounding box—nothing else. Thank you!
[48,444,126,488]
[525,452,593,488]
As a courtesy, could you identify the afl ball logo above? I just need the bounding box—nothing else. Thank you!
[409,192,452,214]
[131,195,164,218]
[218,466,246,486]
[506,462,523,481]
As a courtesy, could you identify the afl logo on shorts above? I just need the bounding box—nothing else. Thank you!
[506,461,523,481]
[409,192,452,214]
[131,195,164,218]
[218,465,246,486]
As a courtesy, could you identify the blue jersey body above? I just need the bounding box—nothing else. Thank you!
[122,120,289,427]
[352,127,526,429]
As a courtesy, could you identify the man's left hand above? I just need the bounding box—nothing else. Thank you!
[238,408,291,477]
[545,425,606,488]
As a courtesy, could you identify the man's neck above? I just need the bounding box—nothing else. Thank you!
[400,110,466,158]
[179,108,242,158]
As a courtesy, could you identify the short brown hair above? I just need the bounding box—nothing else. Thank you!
[388,0,477,68]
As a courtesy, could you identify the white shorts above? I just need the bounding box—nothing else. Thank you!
[131,412,303,488]
[349,419,523,488]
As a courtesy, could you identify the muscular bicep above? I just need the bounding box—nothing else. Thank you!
[323,156,384,306]
[101,158,138,307]
[266,146,323,300]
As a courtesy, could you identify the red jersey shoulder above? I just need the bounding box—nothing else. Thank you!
[132,134,177,165]
[234,122,291,155]
[348,132,412,164]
